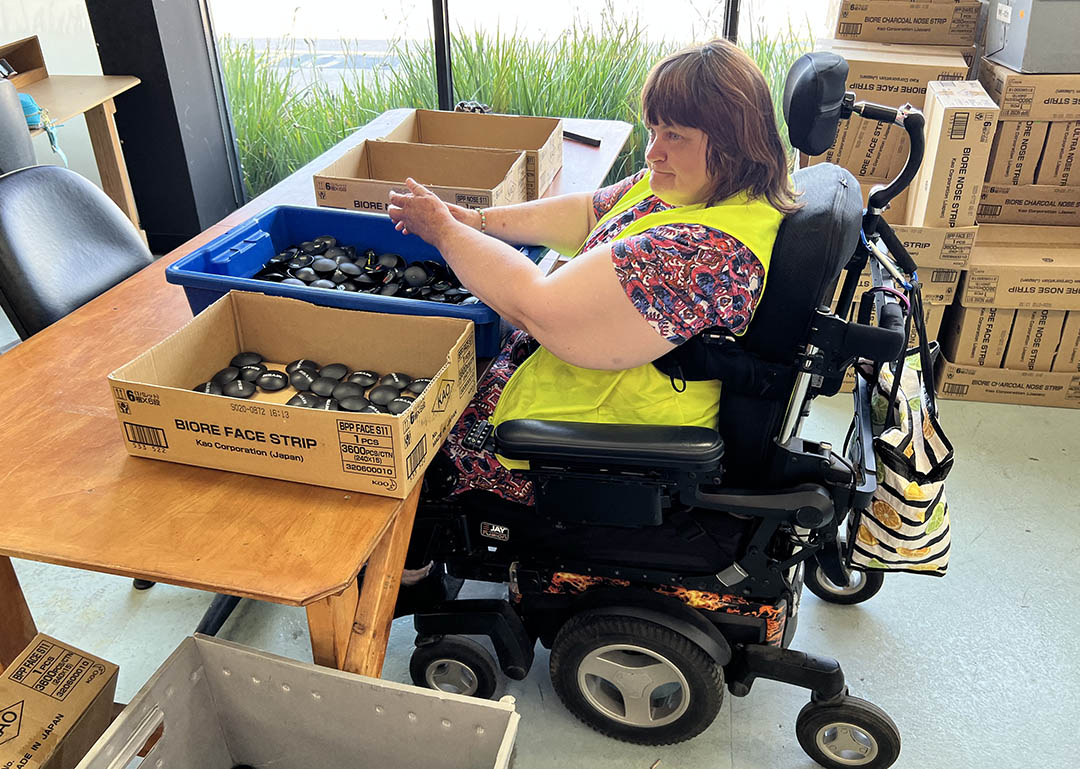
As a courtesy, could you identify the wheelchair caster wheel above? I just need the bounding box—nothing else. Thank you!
[410,635,498,699]
[805,564,884,605]
[795,695,901,769]
[549,612,723,745]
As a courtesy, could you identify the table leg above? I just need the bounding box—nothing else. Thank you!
[305,579,359,669]
[341,483,422,677]
[84,98,141,232]
[0,556,37,673]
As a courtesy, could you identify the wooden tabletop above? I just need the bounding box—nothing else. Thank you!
[22,75,140,137]
[0,109,631,608]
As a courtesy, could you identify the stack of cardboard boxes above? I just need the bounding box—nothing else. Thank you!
[933,12,1080,409]
[814,7,986,388]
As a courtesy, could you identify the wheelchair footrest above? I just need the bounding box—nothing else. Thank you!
[726,644,845,700]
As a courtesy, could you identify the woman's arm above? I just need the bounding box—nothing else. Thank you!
[449,192,596,257]
[389,179,675,369]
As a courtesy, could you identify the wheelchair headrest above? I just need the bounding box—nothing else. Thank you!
[783,52,849,156]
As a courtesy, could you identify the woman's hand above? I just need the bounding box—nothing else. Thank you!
[387,178,470,247]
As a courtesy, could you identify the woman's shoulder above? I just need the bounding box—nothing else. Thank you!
[592,168,649,219]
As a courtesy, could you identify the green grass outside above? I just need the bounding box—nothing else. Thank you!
[220,17,811,199]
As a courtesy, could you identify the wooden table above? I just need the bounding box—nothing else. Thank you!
[21,75,142,230]
[0,109,632,678]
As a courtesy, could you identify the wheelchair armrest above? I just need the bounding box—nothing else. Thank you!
[684,483,835,528]
[493,419,723,470]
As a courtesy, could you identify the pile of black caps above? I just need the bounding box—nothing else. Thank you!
[252,235,480,304]
[193,351,432,414]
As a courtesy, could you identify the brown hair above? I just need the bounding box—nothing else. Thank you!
[641,38,801,214]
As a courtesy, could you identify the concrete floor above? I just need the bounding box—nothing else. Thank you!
[11,394,1080,768]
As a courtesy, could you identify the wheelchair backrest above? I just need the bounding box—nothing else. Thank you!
[715,164,863,484]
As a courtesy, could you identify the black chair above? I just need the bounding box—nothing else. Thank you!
[0,165,152,339]
[0,165,243,635]
[403,52,926,769]
[0,79,35,175]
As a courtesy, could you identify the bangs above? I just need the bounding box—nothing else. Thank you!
[642,57,711,130]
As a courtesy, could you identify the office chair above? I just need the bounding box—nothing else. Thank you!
[0,164,241,635]
[0,165,152,338]
[0,79,35,174]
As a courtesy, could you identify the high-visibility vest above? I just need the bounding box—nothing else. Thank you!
[491,171,783,469]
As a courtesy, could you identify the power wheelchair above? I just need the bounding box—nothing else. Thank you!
[405,51,929,769]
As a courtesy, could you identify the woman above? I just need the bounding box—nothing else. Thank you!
[388,38,799,519]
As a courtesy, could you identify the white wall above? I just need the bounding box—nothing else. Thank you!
[1,0,104,187]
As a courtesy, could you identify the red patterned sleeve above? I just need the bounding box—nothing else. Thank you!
[592,168,648,220]
[610,224,766,342]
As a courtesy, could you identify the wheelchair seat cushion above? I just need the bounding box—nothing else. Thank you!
[494,419,723,470]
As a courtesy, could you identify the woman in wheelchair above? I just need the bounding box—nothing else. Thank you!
[389,38,798,511]
[386,40,909,769]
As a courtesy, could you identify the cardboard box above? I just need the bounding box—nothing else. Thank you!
[834,0,981,46]
[1035,121,1080,186]
[815,40,970,181]
[1052,311,1080,372]
[937,356,1080,407]
[859,181,911,223]
[108,292,476,499]
[313,140,528,213]
[890,223,978,268]
[985,0,1080,74]
[941,305,1015,366]
[960,228,1080,309]
[977,183,1080,225]
[0,634,118,769]
[834,264,961,305]
[906,80,999,228]
[985,120,1050,185]
[978,58,1080,121]
[822,38,977,71]
[381,109,563,200]
[1002,308,1066,371]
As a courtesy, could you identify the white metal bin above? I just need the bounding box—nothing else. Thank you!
[76,635,519,769]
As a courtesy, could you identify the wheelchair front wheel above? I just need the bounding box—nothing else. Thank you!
[796,695,901,769]
[410,635,499,699]
[549,613,723,745]
[805,563,884,605]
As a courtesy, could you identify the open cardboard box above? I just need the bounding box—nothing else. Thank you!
[108,292,477,499]
[380,109,564,200]
[314,140,528,213]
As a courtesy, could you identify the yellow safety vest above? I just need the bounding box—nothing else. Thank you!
[492,171,784,469]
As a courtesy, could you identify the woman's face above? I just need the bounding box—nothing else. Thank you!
[644,121,713,206]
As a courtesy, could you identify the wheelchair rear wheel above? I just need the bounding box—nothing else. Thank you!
[549,613,723,745]
[805,563,885,605]
[795,695,901,769]
[410,635,499,699]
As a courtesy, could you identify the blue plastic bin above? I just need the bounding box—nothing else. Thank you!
[165,206,546,357]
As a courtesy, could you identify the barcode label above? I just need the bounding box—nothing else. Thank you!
[978,204,1003,217]
[405,435,428,479]
[124,422,168,449]
[949,112,970,140]
[838,22,863,35]
[938,72,964,81]
[942,383,969,396]
[931,269,959,283]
